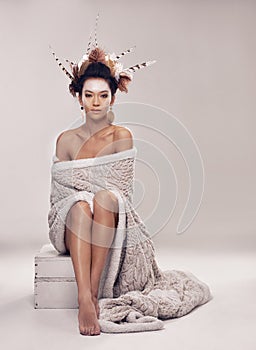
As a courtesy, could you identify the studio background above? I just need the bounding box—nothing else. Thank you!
[0,1,255,349]
[0,0,255,252]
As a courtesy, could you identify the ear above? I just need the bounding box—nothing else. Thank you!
[78,95,82,106]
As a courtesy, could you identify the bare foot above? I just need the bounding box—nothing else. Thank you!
[92,295,100,319]
[78,296,101,336]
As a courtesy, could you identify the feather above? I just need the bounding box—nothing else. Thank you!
[88,47,106,63]
[117,74,132,93]
[70,63,79,79]
[94,12,100,48]
[107,58,117,76]
[49,45,73,80]
[65,59,75,66]
[78,61,90,76]
[86,30,93,55]
[115,46,136,60]
[123,60,156,74]
[50,12,157,96]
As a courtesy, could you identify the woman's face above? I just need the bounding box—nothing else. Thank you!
[79,78,115,120]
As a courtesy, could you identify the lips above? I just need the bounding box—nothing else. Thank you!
[91,109,101,111]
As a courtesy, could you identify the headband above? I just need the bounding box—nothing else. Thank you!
[49,13,156,95]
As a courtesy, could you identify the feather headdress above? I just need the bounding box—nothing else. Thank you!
[49,13,156,96]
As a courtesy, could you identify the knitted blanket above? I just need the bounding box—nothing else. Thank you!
[48,146,212,333]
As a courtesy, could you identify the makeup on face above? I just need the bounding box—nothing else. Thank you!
[82,78,112,112]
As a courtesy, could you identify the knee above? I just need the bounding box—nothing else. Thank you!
[93,190,119,213]
[67,200,92,222]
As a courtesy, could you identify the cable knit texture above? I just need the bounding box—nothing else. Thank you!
[48,146,213,333]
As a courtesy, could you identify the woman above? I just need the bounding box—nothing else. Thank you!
[54,60,133,336]
[49,41,212,337]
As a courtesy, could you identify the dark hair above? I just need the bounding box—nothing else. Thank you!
[69,62,118,98]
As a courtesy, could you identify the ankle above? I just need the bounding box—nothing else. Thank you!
[92,295,98,302]
[78,291,92,304]
[91,289,98,299]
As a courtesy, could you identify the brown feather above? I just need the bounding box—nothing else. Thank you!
[88,47,106,63]
[78,61,90,76]
[117,74,132,93]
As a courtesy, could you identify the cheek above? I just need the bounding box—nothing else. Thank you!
[83,98,91,106]
[98,97,111,106]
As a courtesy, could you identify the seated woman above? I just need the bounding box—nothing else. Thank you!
[48,23,212,337]
[54,59,133,336]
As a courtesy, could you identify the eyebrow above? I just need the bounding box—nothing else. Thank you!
[84,90,109,93]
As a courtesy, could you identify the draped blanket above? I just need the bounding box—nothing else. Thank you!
[48,146,212,333]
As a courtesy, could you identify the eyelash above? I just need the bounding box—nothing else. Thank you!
[85,94,108,98]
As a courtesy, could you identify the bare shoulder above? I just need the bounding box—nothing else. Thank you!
[114,126,133,139]
[55,129,74,160]
[113,126,133,152]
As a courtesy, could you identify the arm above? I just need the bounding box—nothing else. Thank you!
[114,127,133,153]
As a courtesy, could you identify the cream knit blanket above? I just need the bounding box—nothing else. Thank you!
[48,146,212,333]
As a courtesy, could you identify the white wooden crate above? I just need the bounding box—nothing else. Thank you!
[34,244,78,309]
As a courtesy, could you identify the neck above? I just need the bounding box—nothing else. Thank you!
[80,117,110,137]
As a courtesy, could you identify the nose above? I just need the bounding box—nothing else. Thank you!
[93,95,100,106]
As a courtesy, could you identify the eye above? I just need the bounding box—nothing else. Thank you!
[85,93,92,97]
[101,94,108,98]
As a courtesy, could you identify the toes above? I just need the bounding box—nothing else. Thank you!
[80,328,91,336]
[80,327,87,336]
[89,327,96,335]
[92,326,101,336]
[80,326,100,336]
[80,326,90,336]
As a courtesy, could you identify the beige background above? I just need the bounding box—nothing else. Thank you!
[0,0,255,348]
[1,0,255,252]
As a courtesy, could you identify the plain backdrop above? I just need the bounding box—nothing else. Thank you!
[0,0,255,255]
[0,1,256,349]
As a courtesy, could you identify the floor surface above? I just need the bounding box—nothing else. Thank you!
[0,244,255,350]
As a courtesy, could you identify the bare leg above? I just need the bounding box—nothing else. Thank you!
[65,201,100,336]
[90,190,119,317]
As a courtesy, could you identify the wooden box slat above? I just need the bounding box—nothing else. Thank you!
[34,244,78,309]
